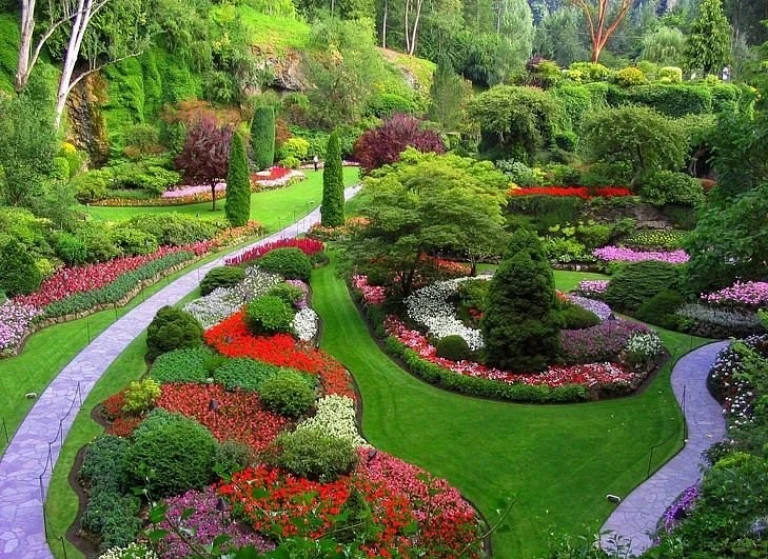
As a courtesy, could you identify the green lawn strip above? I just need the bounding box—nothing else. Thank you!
[83,168,360,227]
[311,260,709,558]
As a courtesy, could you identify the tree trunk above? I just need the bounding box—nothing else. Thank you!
[591,42,602,63]
[211,182,218,211]
[54,0,93,129]
[381,0,388,49]
[409,0,424,56]
[16,0,35,91]
[470,259,478,277]
[404,0,411,55]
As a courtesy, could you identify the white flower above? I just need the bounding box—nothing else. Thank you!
[292,307,318,341]
[98,543,158,559]
[296,395,368,447]
[625,332,664,358]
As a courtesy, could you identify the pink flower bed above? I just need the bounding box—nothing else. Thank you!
[702,281,768,308]
[385,316,633,388]
[0,301,43,351]
[352,275,387,305]
[226,238,324,266]
[593,246,690,264]
[578,279,609,295]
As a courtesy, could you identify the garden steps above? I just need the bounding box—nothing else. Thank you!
[0,186,360,559]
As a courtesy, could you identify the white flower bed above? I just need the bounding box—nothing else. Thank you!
[292,307,319,341]
[625,332,664,359]
[99,543,158,559]
[296,395,367,447]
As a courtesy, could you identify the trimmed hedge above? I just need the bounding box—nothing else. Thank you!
[200,266,246,296]
[146,305,204,360]
[435,335,472,361]
[149,347,216,384]
[259,371,316,418]
[244,295,295,335]
[604,261,682,312]
[257,247,313,281]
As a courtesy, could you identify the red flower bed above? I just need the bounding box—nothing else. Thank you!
[108,415,142,437]
[509,186,633,199]
[251,167,291,182]
[226,238,325,267]
[204,312,356,399]
[157,383,289,452]
[101,392,126,420]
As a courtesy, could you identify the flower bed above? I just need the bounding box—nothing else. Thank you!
[577,279,610,296]
[660,485,699,534]
[295,395,366,447]
[593,246,690,264]
[509,186,633,199]
[560,320,651,363]
[352,275,386,305]
[0,301,43,351]
[226,238,325,267]
[702,281,768,309]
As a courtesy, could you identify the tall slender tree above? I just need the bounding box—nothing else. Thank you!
[321,132,345,227]
[685,0,732,75]
[568,0,633,62]
[250,106,276,171]
[225,133,251,227]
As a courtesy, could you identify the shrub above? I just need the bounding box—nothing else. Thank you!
[80,435,132,491]
[558,303,601,330]
[70,221,121,262]
[634,289,686,329]
[278,156,300,169]
[244,296,295,335]
[200,266,246,296]
[270,428,357,482]
[639,170,704,207]
[257,247,313,281]
[72,170,110,202]
[320,132,345,227]
[225,133,251,227]
[122,379,161,414]
[613,67,647,86]
[149,347,216,384]
[366,93,414,117]
[659,66,683,83]
[435,335,472,362]
[146,306,204,360]
[213,358,285,392]
[352,114,444,173]
[251,106,276,171]
[215,440,254,475]
[126,410,217,497]
[107,161,180,196]
[110,227,158,256]
[53,232,88,265]
[126,214,217,246]
[604,261,681,312]
[266,283,305,307]
[278,137,310,160]
[52,157,70,181]
[259,371,315,418]
[568,62,612,82]
[0,239,42,296]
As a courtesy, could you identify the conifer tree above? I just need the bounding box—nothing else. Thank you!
[225,133,251,227]
[321,132,345,227]
[684,0,732,76]
[251,106,276,171]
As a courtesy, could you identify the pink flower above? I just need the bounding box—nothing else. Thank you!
[702,281,768,308]
[593,246,689,264]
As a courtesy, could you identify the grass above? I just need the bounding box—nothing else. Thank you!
[239,6,310,54]
[82,168,361,229]
[310,260,711,558]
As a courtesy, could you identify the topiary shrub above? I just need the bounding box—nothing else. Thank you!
[266,283,305,307]
[257,247,312,281]
[146,306,204,360]
[435,335,472,362]
[604,261,681,312]
[244,295,295,335]
[214,358,283,391]
[270,427,357,482]
[321,131,345,227]
[126,410,216,497]
[558,303,601,330]
[225,133,251,227]
[122,379,161,414]
[613,67,647,87]
[639,170,704,207]
[149,347,215,384]
[251,106,275,171]
[259,371,315,418]
[200,266,246,296]
[0,239,42,296]
[634,289,686,329]
[214,440,254,475]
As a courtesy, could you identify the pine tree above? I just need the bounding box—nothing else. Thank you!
[250,106,276,171]
[428,55,469,132]
[684,0,732,76]
[321,132,345,227]
[225,133,251,227]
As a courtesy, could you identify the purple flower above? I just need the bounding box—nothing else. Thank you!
[285,280,309,309]
[560,320,650,363]
[662,485,699,533]
[0,301,43,352]
[567,295,612,322]
[702,281,768,308]
[593,246,689,264]
[577,280,609,296]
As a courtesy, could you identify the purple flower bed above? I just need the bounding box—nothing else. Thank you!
[0,301,43,351]
[593,246,690,264]
[702,281,768,308]
[560,320,650,363]
[577,279,609,296]
[661,485,699,533]
[567,295,612,322]
[159,487,274,559]
[285,279,309,309]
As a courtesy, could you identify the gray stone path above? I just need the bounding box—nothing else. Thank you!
[601,341,729,556]
[0,187,359,559]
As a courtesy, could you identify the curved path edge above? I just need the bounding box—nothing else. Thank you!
[600,340,729,556]
[0,186,360,559]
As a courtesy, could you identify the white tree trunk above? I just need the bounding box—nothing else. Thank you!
[15,0,36,91]
[54,0,93,129]
[408,0,424,55]
[381,0,388,48]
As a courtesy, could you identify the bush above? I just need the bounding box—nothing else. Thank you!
[52,157,70,181]
[266,283,305,307]
[122,379,161,414]
[213,358,291,392]
[149,347,215,384]
[200,266,246,296]
[558,303,601,329]
[639,170,704,207]
[80,435,131,491]
[53,232,88,265]
[259,371,315,418]
[257,247,313,281]
[107,161,180,196]
[604,261,681,312]
[278,156,301,169]
[568,62,612,82]
[321,132,345,227]
[72,170,110,202]
[435,335,472,361]
[214,440,253,475]
[634,289,686,329]
[244,295,295,335]
[352,114,444,173]
[110,227,158,256]
[506,195,586,235]
[270,427,357,482]
[366,93,414,117]
[126,410,217,497]
[70,221,121,263]
[146,306,204,360]
[278,137,310,160]
[0,239,42,296]
[251,106,276,171]
[126,214,217,246]
[613,67,647,86]
[659,66,683,83]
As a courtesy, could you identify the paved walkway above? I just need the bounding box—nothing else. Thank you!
[0,187,360,559]
[601,341,729,556]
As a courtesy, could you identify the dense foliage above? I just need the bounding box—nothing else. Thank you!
[251,106,276,171]
[146,306,204,360]
[320,132,345,227]
[224,133,251,227]
[353,114,444,173]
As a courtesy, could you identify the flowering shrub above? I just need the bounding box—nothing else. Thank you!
[593,246,690,264]
[226,238,325,267]
[577,279,610,296]
[509,186,633,199]
[560,321,652,364]
[296,395,367,447]
[292,307,319,342]
[702,281,768,309]
[660,485,699,534]
[157,383,288,451]
[352,275,386,305]
[566,294,612,322]
[98,543,158,559]
[624,332,665,367]
[0,301,43,352]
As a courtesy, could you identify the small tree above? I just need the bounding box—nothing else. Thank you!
[321,132,345,227]
[568,0,633,63]
[251,106,276,171]
[684,0,732,76]
[225,133,251,227]
[0,239,42,296]
[428,55,470,133]
[175,116,233,211]
[481,230,560,372]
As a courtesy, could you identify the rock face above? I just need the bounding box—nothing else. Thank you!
[66,73,109,165]
[589,200,674,230]
[255,51,306,92]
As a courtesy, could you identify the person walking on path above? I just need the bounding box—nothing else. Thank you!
[313,155,319,171]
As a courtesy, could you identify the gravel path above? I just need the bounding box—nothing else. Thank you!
[0,186,359,559]
[600,341,728,556]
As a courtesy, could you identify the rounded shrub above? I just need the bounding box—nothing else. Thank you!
[604,261,681,312]
[639,170,704,207]
[214,440,254,475]
[266,282,305,307]
[270,427,357,482]
[558,303,601,330]
[149,347,215,384]
[146,306,204,360]
[213,357,282,391]
[0,239,42,296]
[110,227,158,256]
[200,266,246,296]
[435,335,472,361]
[244,295,295,335]
[259,371,315,418]
[122,379,161,414]
[634,289,686,329]
[126,410,216,497]
[257,247,313,281]
[613,66,647,87]
[71,170,110,202]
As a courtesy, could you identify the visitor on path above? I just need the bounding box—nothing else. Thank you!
[313,155,319,171]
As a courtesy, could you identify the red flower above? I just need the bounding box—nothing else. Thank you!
[508,186,632,199]
[226,238,325,267]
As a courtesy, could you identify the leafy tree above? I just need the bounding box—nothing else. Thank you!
[533,6,590,66]
[225,133,251,227]
[250,106,276,171]
[709,112,768,199]
[175,115,233,211]
[428,55,470,132]
[0,239,42,296]
[568,0,633,62]
[581,105,687,187]
[641,26,686,66]
[725,0,768,46]
[684,0,732,75]
[353,114,445,173]
[481,229,560,372]
[321,132,345,227]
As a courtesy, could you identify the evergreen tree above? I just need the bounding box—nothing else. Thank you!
[225,133,251,227]
[250,106,276,171]
[0,239,42,296]
[685,0,732,75]
[481,229,560,372]
[321,132,345,227]
[428,54,469,133]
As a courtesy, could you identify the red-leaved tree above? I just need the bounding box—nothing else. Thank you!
[353,114,444,173]
[175,115,234,211]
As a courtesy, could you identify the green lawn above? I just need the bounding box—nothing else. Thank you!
[311,260,710,558]
[238,6,310,54]
[83,168,360,230]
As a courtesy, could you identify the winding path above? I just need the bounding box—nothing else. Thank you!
[0,186,359,559]
[600,341,728,556]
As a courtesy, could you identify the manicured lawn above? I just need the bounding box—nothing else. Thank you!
[83,168,360,230]
[311,260,710,558]
[478,264,608,293]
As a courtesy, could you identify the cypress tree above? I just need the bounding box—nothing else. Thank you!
[225,133,251,227]
[481,229,560,371]
[250,106,275,171]
[320,131,345,227]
